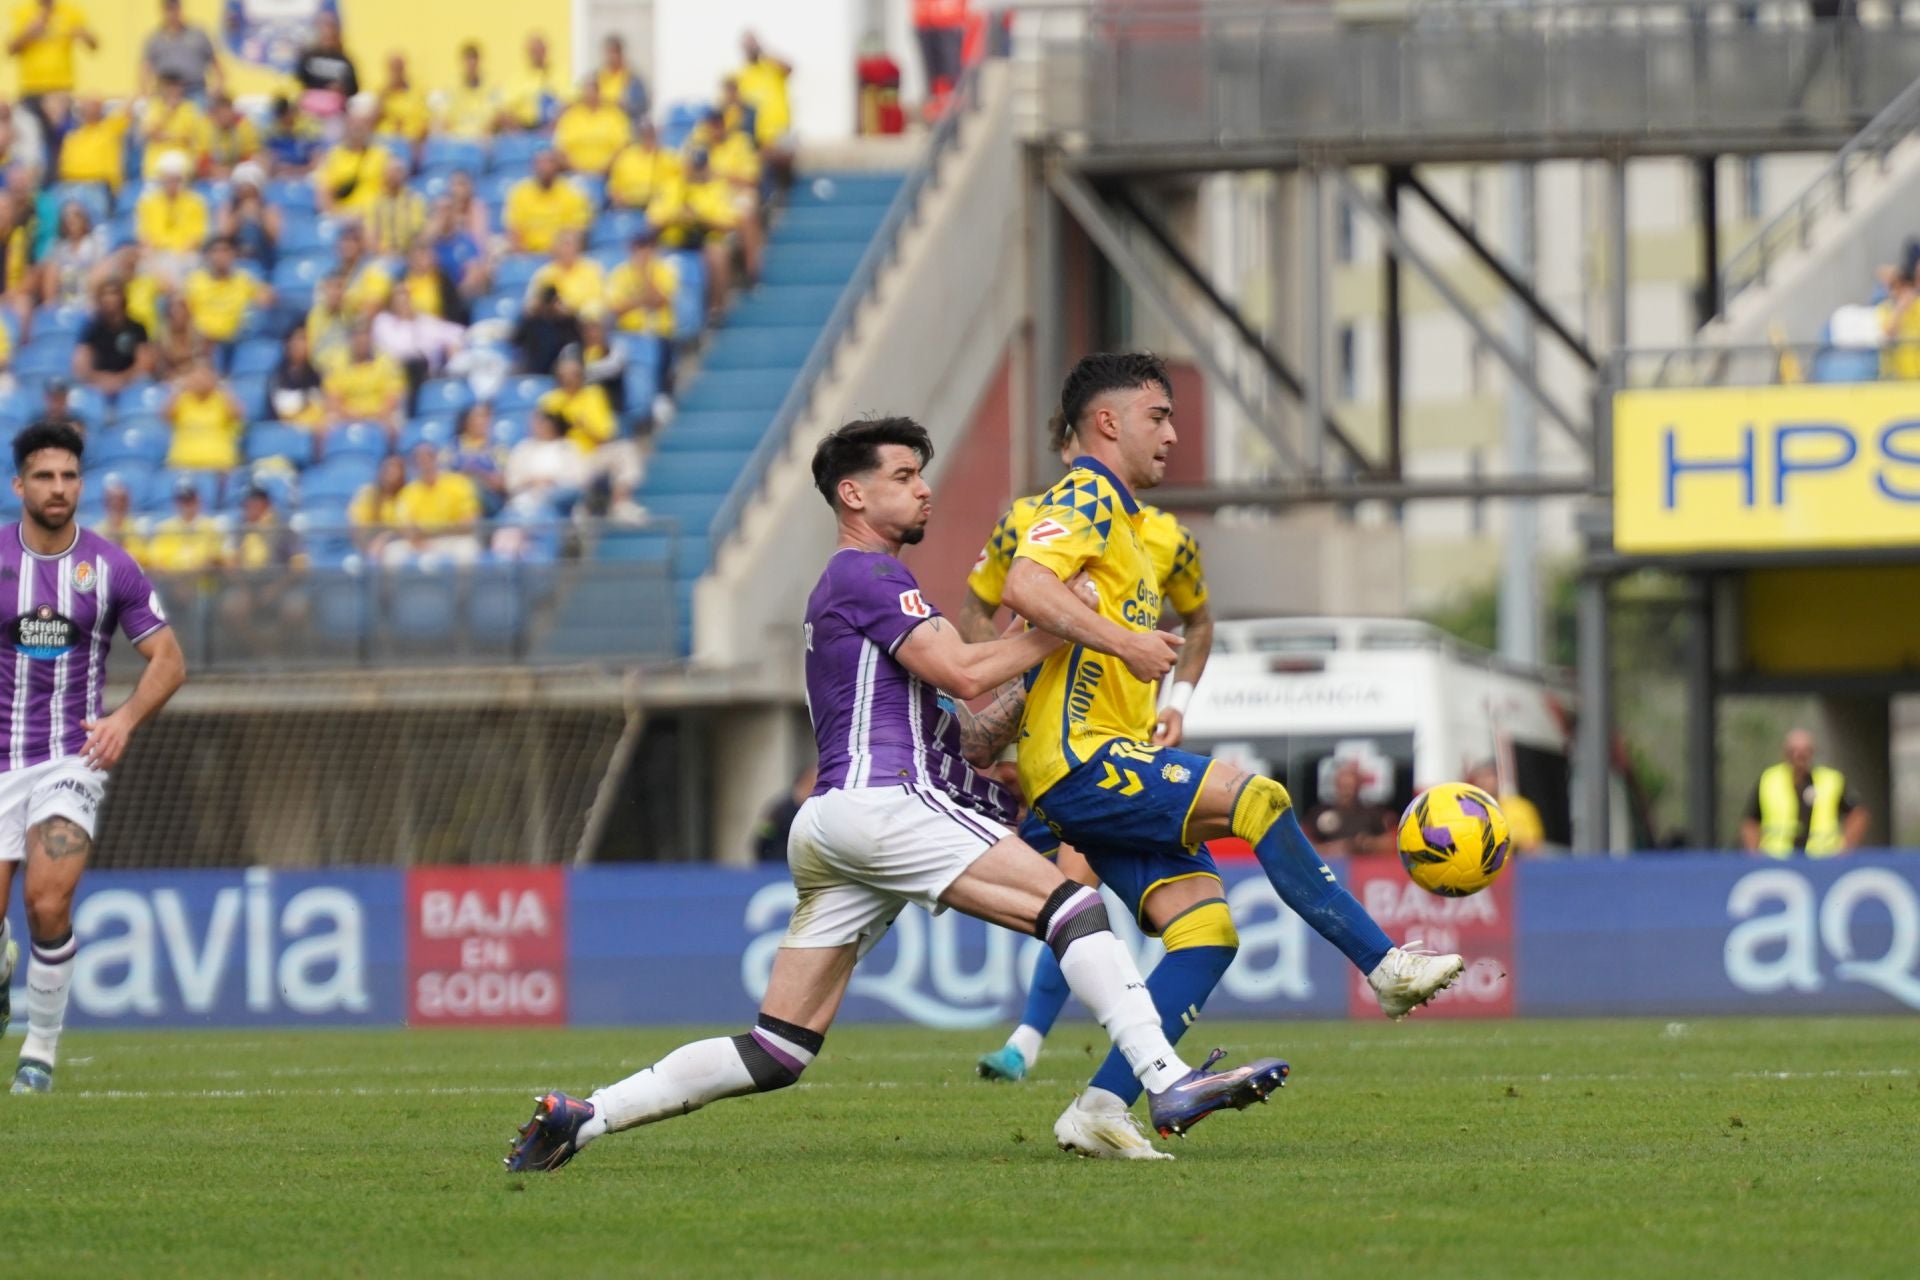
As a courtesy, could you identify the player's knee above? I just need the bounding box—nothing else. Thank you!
[1229,775,1294,844]
[1161,899,1238,959]
[23,887,74,940]
[730,1013,826,1093]
[1036,881,1110,960]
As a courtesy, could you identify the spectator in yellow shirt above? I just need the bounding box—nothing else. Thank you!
[313,105,391,217]
[144,478,225,575]
[8,0,97,105]
[539,347,616,452]
[648,151,738,321]
[497,31,561,132]
[596,33,648,120]
[349,453,406,558]
[553,76,630,177]
[365,154,426,257]
[135,150,209,286]
[389,442,482,566]
[606,119,681,211]
[332,221,394,318]
[377,53,431,149]
[184,235,273,360]
[139,71,211,179]
[57,94,125,192]
[435,41,499,141]
[503,149,589,254]
[322,322,406,435]
[165,357,246,470]
[605,230,678,340]
[306,270,352,371]
[206,95,259,177]
[525,229,603,319]
[736,30,793,183]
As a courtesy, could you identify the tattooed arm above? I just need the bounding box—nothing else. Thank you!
[895,615,1060,702]
[955,678,1029,769]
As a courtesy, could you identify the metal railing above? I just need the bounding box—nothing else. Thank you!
[710,63,990,550]
[1011,1,1920,165]
[1716,65,1920,308]
[138,519,681,672]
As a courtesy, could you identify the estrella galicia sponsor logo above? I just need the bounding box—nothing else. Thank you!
[13,605,80,659]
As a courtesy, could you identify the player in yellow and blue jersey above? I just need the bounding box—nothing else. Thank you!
[999,353,1466,1159]
[965,410,1216,1088]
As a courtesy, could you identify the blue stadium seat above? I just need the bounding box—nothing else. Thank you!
[32,303,89,341]
[621,364,659,421]
[83,466,155,513]
[588,208,650,251]
[494,375,554,414]
[491,413,530,448]
[120,381,174,418]
[303,457,378,504]
[311,572,368,639]
[230,337,284,379]
[653,411,768,452]
[12,341,72,381]
[593,527,674,563]
[247,423,317,467]
[107,211,137,250]
[667,250,706,336]
[272,255,329,296]
[634,492,722,534]
[265,179,317,212]
[423,137,487,176]
[678,369,791,414]
[416,378,475,417]
[494,255,544,297]
[399,416,457,454]
[233,467,298,511]
[473,293,521,326]
[159,469,224,510]
[491,134,549,173]
[1810,349,1881,383]
[384,569,459,642]
[466,570,525,643]
[701,327,817,372]
[639,451,741,497]
[613,332,667,372]
[92,424,170,470]
[480,172,522,209]
[325,421,390,463]
[230,374,271,421]
[277,218,334,257]
[67,384,109,424]
[662,102,706,150]
[575,175,606,208]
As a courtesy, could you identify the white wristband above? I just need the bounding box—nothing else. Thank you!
[1162,681,1196,717]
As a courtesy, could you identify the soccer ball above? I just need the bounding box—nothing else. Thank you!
[1396,782,1513,897]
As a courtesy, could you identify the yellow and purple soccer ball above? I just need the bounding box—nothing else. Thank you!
[1396,782,1513,897]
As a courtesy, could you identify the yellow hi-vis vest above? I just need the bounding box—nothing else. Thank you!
[1757,763,1846,857]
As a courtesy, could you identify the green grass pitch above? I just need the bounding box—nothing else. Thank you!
[11,1017,1918,1277]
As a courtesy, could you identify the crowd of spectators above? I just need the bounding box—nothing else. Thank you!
[0,1,793,579]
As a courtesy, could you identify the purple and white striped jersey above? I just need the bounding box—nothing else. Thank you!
[0,523,167,772]
[803,549,1017,824]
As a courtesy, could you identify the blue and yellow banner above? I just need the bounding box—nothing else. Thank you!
[1613,384,1920,554]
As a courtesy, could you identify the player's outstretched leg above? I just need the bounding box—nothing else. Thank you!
[13,929,77,1094]
[506,942,854,1172]
[1056,898,1240,1158]
[1220,773,1462,1019]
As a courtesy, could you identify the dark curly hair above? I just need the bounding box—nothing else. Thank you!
[13,422,85,475]
[811,417,934,508]
[1059,351,1171,434]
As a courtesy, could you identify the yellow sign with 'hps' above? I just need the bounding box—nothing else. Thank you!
[1612,384,1920,554]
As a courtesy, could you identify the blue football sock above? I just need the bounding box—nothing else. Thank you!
[1017,946,1073,1038]
[1236,778,1394,973]
[1087,944,1235,1106]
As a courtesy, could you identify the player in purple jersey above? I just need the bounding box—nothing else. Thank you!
[0,423,187,1094]
[505,418,1292,1171]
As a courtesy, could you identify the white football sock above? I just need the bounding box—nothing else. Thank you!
[22,931,78,1067]
[1008,1024,1045,1069]
[585,1036,760,1142]
[1054,930,1188,1093]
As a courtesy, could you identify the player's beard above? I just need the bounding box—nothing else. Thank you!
[898,522,925,546]
[23,496,74,536]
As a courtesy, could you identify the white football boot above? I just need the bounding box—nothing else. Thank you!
[1053,1090,1175,1161]
[1368,944,1465,1020]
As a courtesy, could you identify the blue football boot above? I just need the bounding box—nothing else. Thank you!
[505,1091,596,1172]
[976,1045,1028,1083]
[1146,1048,1289,1138]
[11,1058,53,1094]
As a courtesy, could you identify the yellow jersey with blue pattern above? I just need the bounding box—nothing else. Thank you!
[968,495,1207,617]
[1010,456,1170,802]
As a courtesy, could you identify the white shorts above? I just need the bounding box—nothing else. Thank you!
[0,757,107,863]
[783,785,1010,953]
